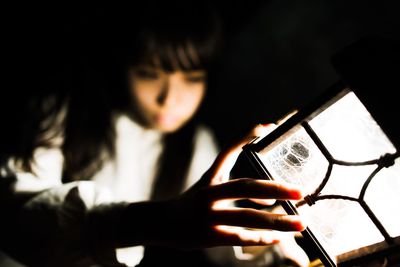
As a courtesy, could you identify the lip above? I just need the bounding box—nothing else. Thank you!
[155,113,179,126]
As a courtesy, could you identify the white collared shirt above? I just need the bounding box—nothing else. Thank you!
[2,114,219,267]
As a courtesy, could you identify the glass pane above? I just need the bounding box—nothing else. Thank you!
[254,89,399,263]
[299,200,383,258]
[321,164,376,199]
[309,92,396,161]
[257,126,329,197]
[257,128,385,260]
[365,157,400,238]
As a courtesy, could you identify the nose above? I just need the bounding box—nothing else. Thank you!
[156,76,179,107]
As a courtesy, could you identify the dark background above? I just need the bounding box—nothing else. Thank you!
[1,1,399,266]
[6,1,399,148]
[208,0,399,147]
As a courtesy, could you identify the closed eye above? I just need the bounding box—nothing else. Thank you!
[133,68,160,80]
[184,72,206,83]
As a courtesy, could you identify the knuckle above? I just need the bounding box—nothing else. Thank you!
[269,215,282,228]
[271,181,284,196]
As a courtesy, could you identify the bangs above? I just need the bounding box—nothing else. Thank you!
[126,2,222,72]
[132,33,218,72]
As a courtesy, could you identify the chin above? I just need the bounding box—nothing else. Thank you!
[154,122,185,133]
[157,125,181,133]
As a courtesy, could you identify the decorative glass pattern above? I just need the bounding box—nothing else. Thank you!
[255,91,400,263]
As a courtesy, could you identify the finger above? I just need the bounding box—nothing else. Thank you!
[213,225,280,246]
[206,178,302,201]
[277,232,310,267]
[251,123,277,140]
[207,123,278,185]
[195,141,246,188]
[212,208,305,232]
[206,137,254,185]
[208,121,278,183]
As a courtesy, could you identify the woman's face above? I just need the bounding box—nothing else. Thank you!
[128,66,206,133]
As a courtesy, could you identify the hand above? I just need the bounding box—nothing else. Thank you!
[153,130,305,249]
[228,124,310,267]
[117,125,305,249]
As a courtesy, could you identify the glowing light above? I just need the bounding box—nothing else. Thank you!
[254,90,400,264]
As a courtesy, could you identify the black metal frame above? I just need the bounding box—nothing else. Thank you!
[241,81,400,266]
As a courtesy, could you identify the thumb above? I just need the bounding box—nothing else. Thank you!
[209,123,275,185]
[208,136,253,185]
[199,123,276,187]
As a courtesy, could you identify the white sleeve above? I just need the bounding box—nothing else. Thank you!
[183,125,220,190]
[10,147,64,192]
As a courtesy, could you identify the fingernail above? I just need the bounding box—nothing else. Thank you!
[289,188,303,200]
[283,184,303,199]
[287,215,307,231]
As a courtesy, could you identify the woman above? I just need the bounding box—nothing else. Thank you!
[0,2,306,267]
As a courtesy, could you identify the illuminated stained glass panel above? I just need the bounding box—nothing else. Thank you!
[246,88,400,266]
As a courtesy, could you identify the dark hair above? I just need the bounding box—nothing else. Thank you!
[62,59,116,181]
[111,1,223,112]
[127,3,221,71]
[0,32,70,175]
[2,2,223,191]
[120,1,223,199]
[0,77,67,174]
